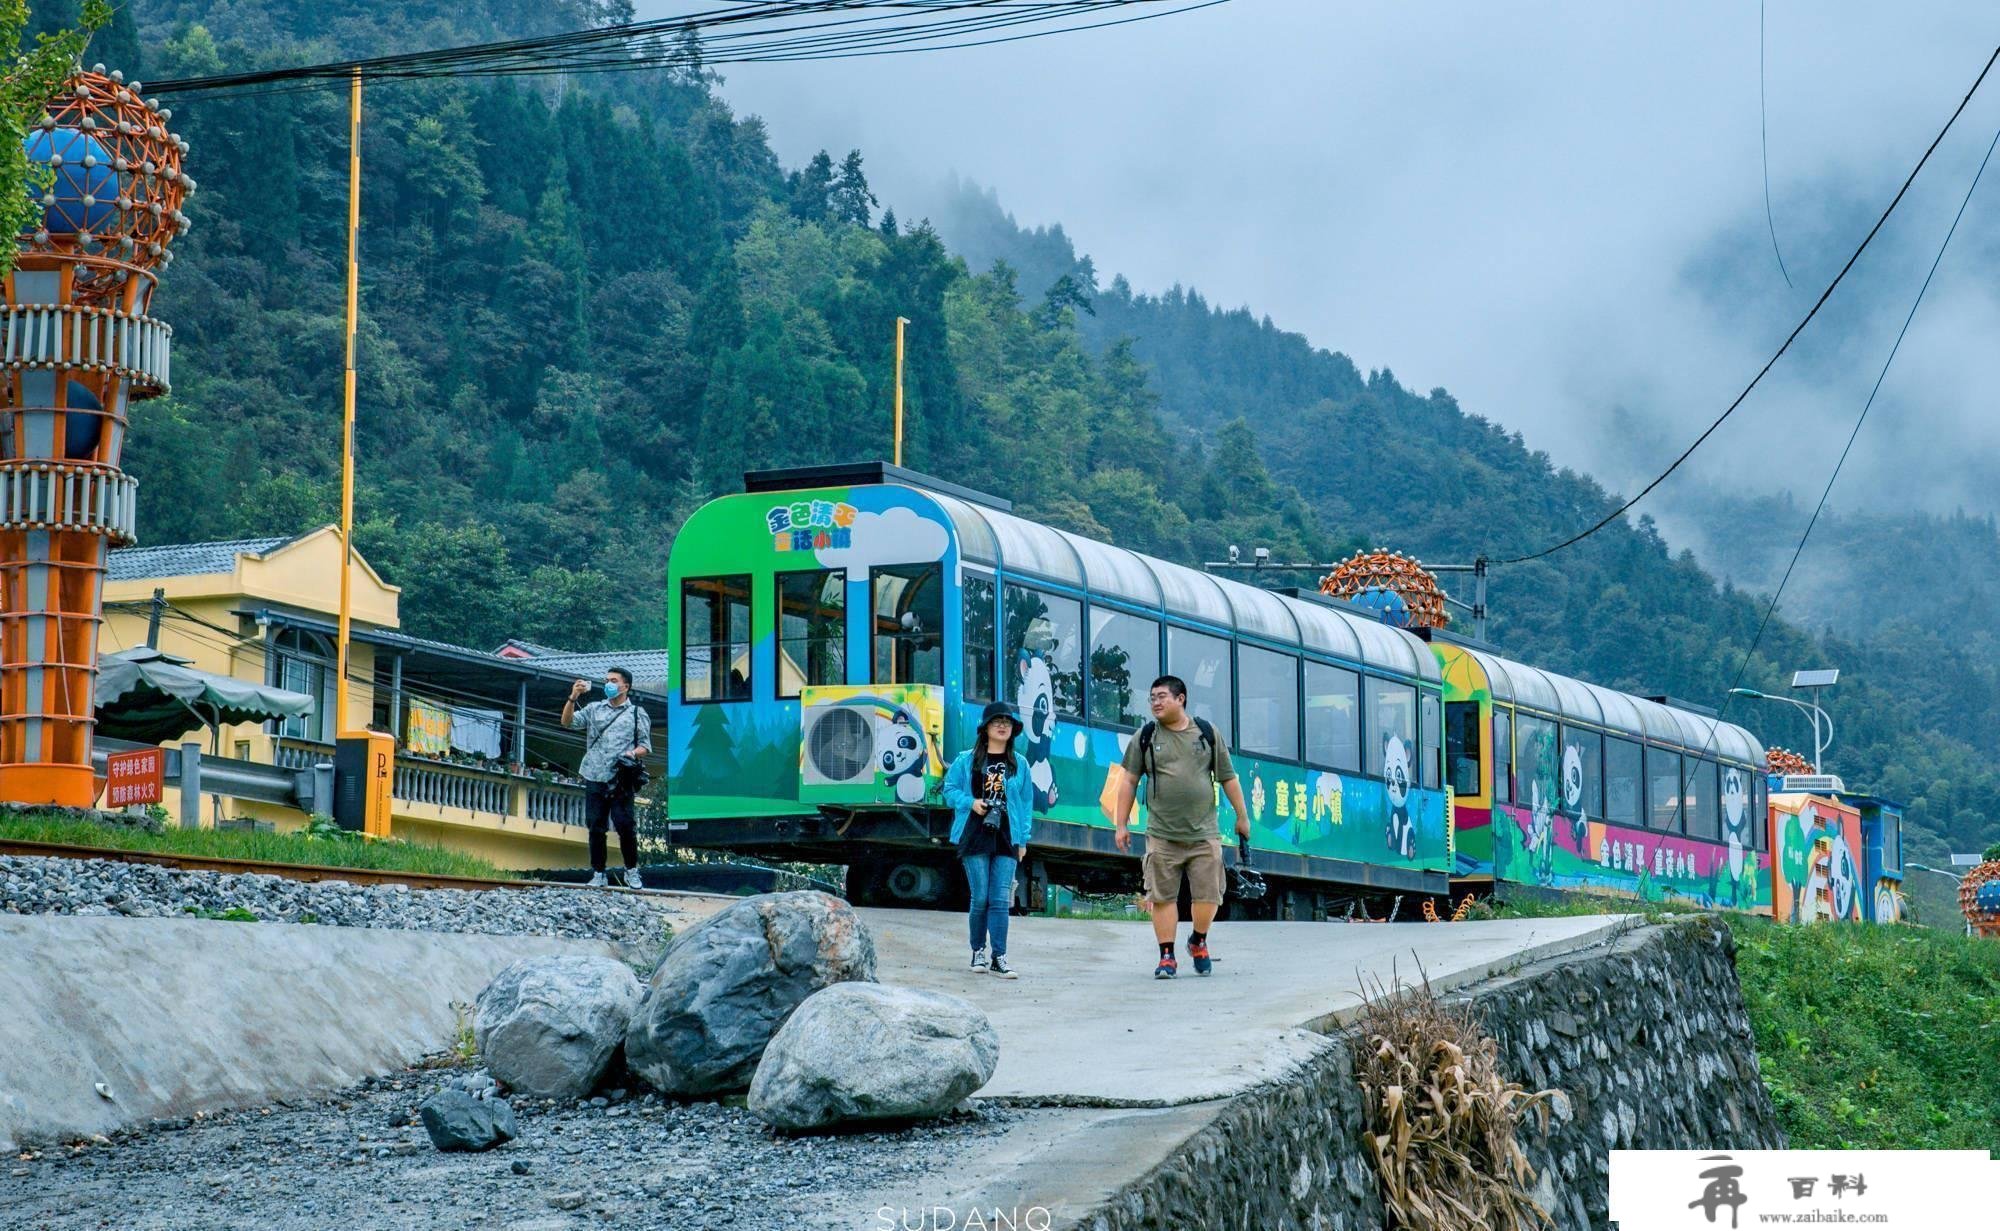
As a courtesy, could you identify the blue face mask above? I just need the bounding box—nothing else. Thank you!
[604,681,622,699]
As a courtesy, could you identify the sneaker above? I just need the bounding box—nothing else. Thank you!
[1188,937,1213,976]
[989,954,1017,979]
[586,872,607,888]
[1154,954,1177,980]
[969,948,989,972]
[621,867,646,890]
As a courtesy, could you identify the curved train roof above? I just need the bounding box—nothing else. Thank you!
[925,490,1441,684]
[1462,645,1763,767]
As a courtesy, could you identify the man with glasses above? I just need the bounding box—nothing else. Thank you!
[1113,675,1251,978]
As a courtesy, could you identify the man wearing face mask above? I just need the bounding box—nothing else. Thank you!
[562,667,652,888]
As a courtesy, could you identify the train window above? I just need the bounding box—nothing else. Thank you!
[1445,702,1481,796]
[1304,661,1361,772]
[1004,585,1083,718]
[1419,692,1440,790]
[1166,627,1232,743]
[1604,736,1640,826]
[1646,746,1684,832]
[1238,646,1299,762]
[1088,608,1159,728]
[1884,810,1900,870]
[1753,773,1769,852]
[963,572,997,702]
[1686,759,1720,840]
[682,575,752,702]
[1513,714,1557,809]
[873,564,943,686]
[1492,709,1513,803]
[1563,727,1604,821]
[1364,677,1416,779]
[776,569,845,698]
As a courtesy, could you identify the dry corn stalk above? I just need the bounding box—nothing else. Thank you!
[1351,968,1558,1231]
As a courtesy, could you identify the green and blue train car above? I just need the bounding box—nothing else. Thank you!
[665,463,1454,915]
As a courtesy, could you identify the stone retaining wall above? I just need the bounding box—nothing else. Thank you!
[1078,916,1784,1231]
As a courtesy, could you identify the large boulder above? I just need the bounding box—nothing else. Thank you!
[748,983,998,1132]
[419,1087,518,1152]
[475,955,644,1101]
[625,891,875,1095]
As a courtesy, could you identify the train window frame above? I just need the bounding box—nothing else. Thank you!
[1603,735,1641,827]
[1237,644,1301,764]
[681,574,753,704]
[1646,745,1685,833]
[1004,583,1085,721]
[871,562,945,687]
[1419,690,1441,790]
[1304,659,1362,773]
[1751,773,1769,852]
[1444,700,1482,797]
[1363,675,1416,780]
[1686,758,1720,841]
[1087,605,1161,731]
[1513,712,1557,811]
[1492,708,1513,804]
[1884,809,1900,871]
[1166,625,1233,745]
[963,569,998,703]
[1563,725,1605,822]
[775,568,846,700]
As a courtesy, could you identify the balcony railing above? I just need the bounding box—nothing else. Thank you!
[274,737,588,832]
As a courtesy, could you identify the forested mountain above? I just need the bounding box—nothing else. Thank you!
[29,2,1992,863]
[927,181,1999,863]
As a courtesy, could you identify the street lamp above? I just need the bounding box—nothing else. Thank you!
[1730,669,1838,773]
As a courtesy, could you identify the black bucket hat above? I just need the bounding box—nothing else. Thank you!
[977,700,1022,740]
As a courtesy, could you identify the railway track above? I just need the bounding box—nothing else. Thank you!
[0,837,556,892]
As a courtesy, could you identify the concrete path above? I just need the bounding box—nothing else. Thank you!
[864,910,1635,1106]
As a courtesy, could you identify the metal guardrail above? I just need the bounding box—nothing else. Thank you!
[93,739,324,827]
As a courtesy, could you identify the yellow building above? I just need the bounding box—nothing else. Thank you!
[101,528,663,870]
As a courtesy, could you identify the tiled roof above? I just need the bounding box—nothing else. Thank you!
[107,536,294,582]
[530,650,670,688]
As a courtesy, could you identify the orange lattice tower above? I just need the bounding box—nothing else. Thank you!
[0,67,191,805]
[1319,549,1450,630]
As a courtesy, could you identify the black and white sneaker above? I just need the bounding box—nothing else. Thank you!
[586,872,607,888]
[621,867,646,890]
[989,955,1018,979]
[969,948,989,973]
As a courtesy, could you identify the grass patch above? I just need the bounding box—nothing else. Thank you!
[0,813,513,881]
[1463,888,1700,922]
[1731,917,1999,1149]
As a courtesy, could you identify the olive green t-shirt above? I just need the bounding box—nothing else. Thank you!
[1121,718,1237,843]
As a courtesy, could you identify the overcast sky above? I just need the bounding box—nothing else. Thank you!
[642,1,2000,527]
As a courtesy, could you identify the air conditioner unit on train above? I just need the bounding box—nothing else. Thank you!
[1778,774,1846,796]
[799,684,945,807]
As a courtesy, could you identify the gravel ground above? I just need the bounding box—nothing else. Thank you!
[0,854,694,950]
[0,1064,1020,1231]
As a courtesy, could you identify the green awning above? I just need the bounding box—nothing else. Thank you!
[96,647,316,744]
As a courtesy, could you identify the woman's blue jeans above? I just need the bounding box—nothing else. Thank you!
[961,853,1017,957]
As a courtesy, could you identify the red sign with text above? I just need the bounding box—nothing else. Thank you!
[105,747,165,807]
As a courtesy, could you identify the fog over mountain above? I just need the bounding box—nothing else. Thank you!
[674,0,2000,527]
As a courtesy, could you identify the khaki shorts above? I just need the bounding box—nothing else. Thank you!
[1144,837,1226,905]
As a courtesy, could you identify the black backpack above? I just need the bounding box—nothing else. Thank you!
[1136,716,1217,780]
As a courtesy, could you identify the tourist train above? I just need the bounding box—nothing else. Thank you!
[663,463,1904,923]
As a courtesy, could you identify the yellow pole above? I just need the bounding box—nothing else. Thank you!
[337,69,361,738]
[893,315,909,466]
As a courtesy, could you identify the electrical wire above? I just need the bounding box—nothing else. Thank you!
[1698,117,2000,763]
[1494,43,2000,567]
[1760,0,1794,289]
[148,2,1221,100]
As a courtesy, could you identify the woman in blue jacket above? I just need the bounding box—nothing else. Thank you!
[941,700,1036,978]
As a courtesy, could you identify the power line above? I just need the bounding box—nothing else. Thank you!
[1494,43,2000,567]
[149,2,1220,100]
[1703,117,2000,764]
[1759,0,1794,289]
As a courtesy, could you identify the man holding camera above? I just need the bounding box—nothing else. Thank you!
[562,667,652,888]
